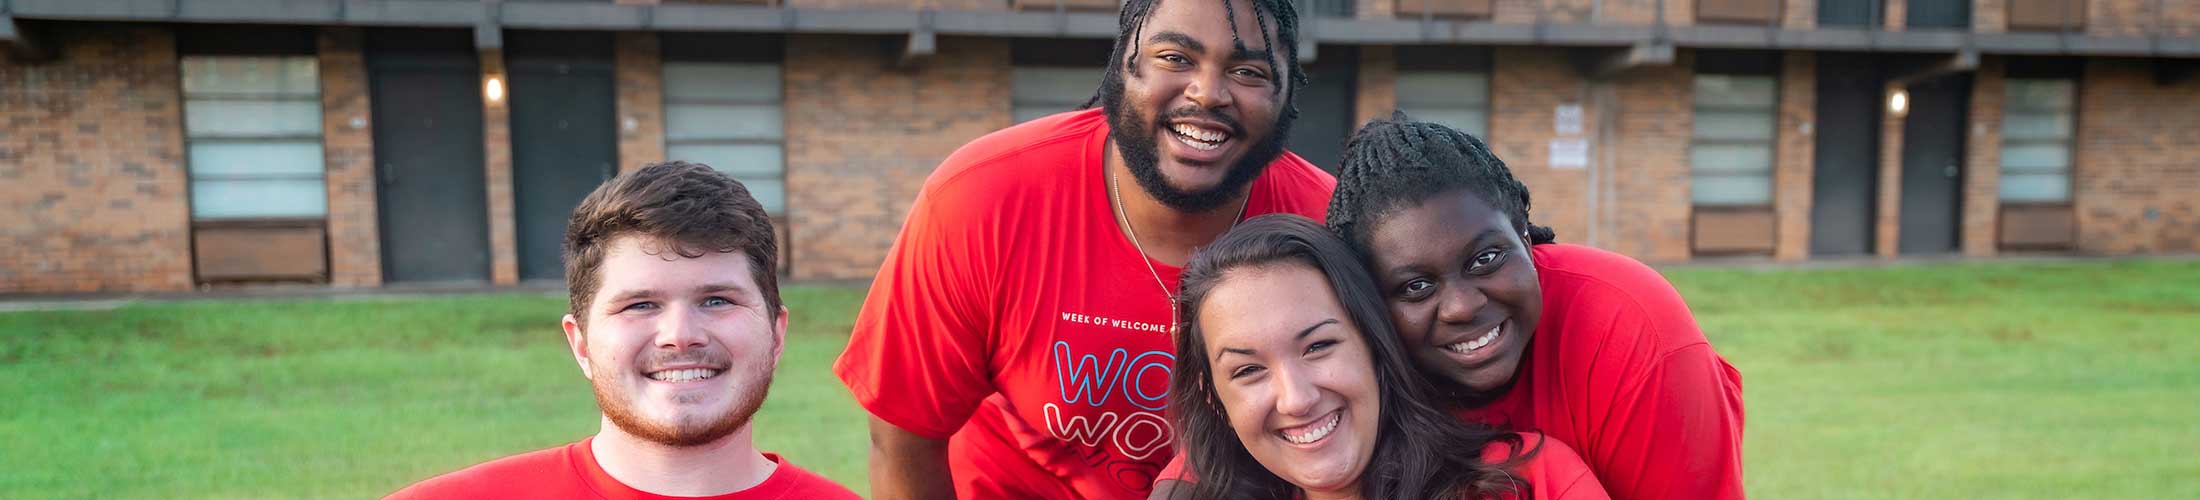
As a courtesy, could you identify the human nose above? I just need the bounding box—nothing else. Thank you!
[652,303,709,350]
[1434,279,1487,326]
[1272,363,1320,418]
[1184,66,1234,110]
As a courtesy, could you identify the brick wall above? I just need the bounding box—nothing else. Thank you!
[319,28,383,287]
[1973,0,2006,33]
[1357,0,1394,18]
[1353,45,1397,128]
[1489,47,1594,245]
[1774,51,1816,260]
[615,33,666,174]
[1963,57,2004,256]
[1605,52,1696,261]
[2072,58,2200,254]
[481,49,520,285]
[1599,0,1697,25]
[0,26,194,293]
[1875,81,1904,257]
[784,35,1012,280]
[785,0,1009,9]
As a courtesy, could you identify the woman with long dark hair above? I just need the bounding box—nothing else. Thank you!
[1166,214,1606,500]
[1154,115,1744,500]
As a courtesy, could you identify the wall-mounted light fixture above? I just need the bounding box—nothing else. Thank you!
[1887,88,1909,117]
[484,76,506,104]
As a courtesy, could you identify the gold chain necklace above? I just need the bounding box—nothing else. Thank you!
[1107,169,1249,336]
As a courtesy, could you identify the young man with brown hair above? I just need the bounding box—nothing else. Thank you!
[392,161,857,500]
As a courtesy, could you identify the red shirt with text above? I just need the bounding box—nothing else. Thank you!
[834,108,1336,499]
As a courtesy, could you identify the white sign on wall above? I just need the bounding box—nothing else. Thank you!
[1550,138,1589,169]
[1554,104,1583,135]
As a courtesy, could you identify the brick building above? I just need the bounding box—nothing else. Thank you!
[2,0,2196,294]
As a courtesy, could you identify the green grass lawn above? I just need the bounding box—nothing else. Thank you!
[2,259,2196,499]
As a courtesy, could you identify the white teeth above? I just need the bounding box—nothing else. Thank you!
[1443,325,1502,354]
[1280,412,1340,444]
[1169,123,1226,150]
[647,368,721,382]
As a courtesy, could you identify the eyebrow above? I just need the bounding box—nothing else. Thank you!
[1231,47,1275,66]
[1381,228,1511,279]
[1145,31,1204,54]
[1213,318,1341,362]
[1146,31,1277,68]
[600,282,750,306]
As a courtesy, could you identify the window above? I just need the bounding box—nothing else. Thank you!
[1998,79,2075,203]
[661,62,786,214]
[1012,66,1102,123]
[182,56,326,220]
[1689,74,1779,206]
[1395,47,1492,140]
[1395,71,1491,139]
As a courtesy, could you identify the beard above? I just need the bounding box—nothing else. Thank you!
[1101,76,1295,213]
[590,348,776,448]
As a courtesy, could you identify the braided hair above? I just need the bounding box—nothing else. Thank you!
[1083,0,1310,114]
[1328,113,1557,254]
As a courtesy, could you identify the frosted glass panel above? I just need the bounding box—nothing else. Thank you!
[2001,111,2072,141]
[668,143,783,177]
[1694,75,1777,107]
[732,177,786,214]
[181,56,318,96]
[663,63,782,101]
[1396,72,1489,107]
[1408,109,1488,139]
[186,100,323,137]
[1015,107,1068,123]
[2000,143,2071,173]
[1013,67,1103,104]
[189,141,325,178]
[1999,173,2071,202]
[665,104,783,141]
[1692,111,1777,141]
[1692,174,1773,205]
[191,179,328,219]
[1691,143,1774,174]
[2004,79,2074,111]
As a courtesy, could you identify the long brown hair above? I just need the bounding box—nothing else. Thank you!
[1168,214,1533,499]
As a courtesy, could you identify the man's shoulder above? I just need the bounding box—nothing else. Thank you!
[386,444,582,499]
[1254,150,1337,217]
[927,109,1105,193]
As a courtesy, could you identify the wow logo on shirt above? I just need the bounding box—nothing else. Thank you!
[1045,340,1173,462]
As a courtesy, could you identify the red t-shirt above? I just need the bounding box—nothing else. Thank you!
[833,108,1337,499]
[1160,244,1745,500]
[386,438,859,500]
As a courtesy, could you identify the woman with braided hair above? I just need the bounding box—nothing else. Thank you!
[1155,115,1745,500]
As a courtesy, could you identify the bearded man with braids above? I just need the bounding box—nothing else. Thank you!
[1157,114,1746,500]
[832,0,1334,498]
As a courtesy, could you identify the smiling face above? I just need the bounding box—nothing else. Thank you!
[561,234,787,447]
[1198,263,1380,497]
[1363,190,1542,398]
[1103,0,1293,213]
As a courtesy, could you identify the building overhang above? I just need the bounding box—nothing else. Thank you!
[4,0,2196,59]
